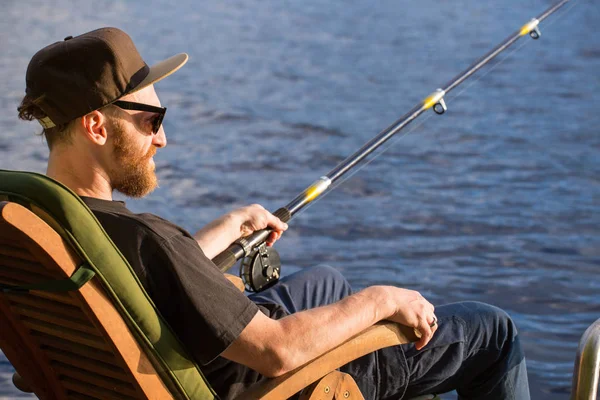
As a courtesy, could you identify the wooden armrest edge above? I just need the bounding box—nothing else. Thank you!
[225,274,244,292]
[237,322,418,400]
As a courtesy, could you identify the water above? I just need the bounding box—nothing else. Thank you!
[1,0,599,398]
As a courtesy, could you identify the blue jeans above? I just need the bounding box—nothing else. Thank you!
[249,265,530,400]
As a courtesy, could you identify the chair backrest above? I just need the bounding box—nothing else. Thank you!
[0,169,216,399]
[0,201,175,399]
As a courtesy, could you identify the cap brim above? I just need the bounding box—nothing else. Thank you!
[130,53,188,94]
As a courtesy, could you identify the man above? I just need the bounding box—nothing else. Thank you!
[17,28,530,399]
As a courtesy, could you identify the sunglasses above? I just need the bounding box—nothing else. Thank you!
[112,100,167,134]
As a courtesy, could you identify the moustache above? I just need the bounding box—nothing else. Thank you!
[144,146,157,160]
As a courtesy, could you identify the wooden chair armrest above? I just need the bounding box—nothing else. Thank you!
[236,322,419,400]
[225,273,245,292]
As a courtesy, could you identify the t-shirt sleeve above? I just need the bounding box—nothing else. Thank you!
[142,231,259,365]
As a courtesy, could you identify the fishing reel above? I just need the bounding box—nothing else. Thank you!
[240,242,281,292]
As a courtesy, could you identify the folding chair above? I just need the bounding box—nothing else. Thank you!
[0,169,434,399]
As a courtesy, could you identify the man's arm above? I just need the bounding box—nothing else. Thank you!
[194,204,288,259]
[222,285,436,378]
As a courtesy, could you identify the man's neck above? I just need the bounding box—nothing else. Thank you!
[47,148,114,201]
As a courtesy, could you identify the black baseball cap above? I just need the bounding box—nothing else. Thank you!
[24,27,188,128]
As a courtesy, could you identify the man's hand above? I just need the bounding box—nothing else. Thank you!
[195,204,288,259]
[382,287,437,350]
[231,204,288,247]
[223,284,437,377]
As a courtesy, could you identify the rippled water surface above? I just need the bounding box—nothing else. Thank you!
[1,0,599,398]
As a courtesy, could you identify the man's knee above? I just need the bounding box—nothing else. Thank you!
[454,301,519,350]
[264,265,352,311]
[448,302,528,397]
[473,301,515,334]
[307,264,353,298]
[310,264,348,283]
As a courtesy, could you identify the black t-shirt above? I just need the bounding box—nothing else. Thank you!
[81,197,285,399]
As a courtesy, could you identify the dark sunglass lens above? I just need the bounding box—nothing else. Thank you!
[113,101,165,134]
[152,114,164,134]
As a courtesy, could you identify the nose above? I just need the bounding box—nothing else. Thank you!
[152,126,167,148]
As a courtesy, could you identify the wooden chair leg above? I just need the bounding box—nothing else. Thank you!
[299,371,364,400]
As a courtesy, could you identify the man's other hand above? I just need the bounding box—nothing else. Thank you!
[381,287,438,350]
[231,204,288,246]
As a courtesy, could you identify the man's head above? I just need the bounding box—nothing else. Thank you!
[18,27,188,198]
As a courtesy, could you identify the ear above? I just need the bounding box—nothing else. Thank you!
[81,110,109,145]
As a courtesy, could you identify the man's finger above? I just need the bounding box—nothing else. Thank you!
[267,213,288,231]
[428,314,437,328]
[266,231,279,246]
[415,319,433,350]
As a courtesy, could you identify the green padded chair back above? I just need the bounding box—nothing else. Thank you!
[0,169,217,399]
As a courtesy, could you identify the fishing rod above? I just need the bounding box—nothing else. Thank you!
[212,0,571,292]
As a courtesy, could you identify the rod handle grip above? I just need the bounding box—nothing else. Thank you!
[213,207,291,272]
[273,207,292,223]
[214,246,242,272]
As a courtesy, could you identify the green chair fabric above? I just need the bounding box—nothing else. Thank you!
[0,169,216,399]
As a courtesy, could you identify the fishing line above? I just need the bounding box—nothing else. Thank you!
[446,0,577,103]
[296,0,579,218]
[291,4,575,220]
[445,0,579,174]
[212,0,577,287]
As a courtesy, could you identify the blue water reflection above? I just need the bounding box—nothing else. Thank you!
[0,0,598,398]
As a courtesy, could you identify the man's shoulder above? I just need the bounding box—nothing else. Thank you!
[80,196,192,244]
